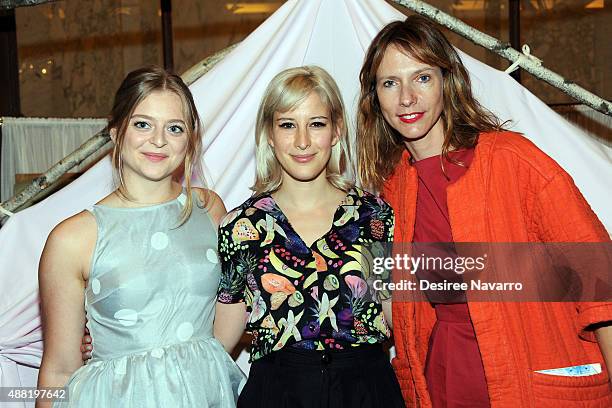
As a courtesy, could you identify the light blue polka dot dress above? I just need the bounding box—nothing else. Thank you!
[54,190,245,407]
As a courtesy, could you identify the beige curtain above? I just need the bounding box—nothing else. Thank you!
[1,117,107,201]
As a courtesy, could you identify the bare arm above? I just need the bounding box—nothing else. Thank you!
[595,325,612,382]
[37,213,95,408]
[196,188,247,351]
[382,299,393,330]
[196,188,227,227]
[214,302,247,353]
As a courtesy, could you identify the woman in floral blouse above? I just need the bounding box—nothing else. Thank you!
[214,66,405,408]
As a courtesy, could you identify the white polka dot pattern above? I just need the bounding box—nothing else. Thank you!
[150,231,169,250]
[206,248,219,264]
[114,309,138,327]
[114,359,127,375]
[91,278,101,295]
[176,322,194,341]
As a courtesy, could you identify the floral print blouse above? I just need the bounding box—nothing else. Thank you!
[217,187,395,362]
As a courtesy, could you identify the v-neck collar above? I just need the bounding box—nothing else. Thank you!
[260,187,359,249]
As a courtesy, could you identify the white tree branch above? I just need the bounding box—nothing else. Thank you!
[0,43,238,220]
[392,0,612,117]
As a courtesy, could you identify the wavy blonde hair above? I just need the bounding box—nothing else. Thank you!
[357,16,505,191]
[252,66,353,195]
[107,65,205,225]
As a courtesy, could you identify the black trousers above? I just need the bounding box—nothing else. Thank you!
[237,345,405,408]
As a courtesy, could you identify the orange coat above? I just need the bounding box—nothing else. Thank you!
[383,131,611,407]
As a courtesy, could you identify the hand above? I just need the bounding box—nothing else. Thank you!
[80,326,92,361]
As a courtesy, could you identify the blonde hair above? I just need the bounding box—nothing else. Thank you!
[107,65,205,225]
[252,66,353,195]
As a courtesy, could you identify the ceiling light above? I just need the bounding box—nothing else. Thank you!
[225,2,282,14]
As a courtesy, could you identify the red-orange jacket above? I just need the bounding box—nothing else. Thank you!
[383,131,611,407]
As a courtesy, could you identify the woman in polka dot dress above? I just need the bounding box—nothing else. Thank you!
[37,66,244,408]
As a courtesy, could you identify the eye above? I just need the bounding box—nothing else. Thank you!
[134,121,151,129]
[168,124,184,134]
[417,74,431,83]
[382,79,397,88]
[278,122,295,129]
[310,121,327,128]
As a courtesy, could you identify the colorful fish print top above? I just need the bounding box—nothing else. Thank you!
[217,187,395,361]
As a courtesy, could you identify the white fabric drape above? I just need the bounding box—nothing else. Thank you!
[0,0,610,398]
[1,117,107,201]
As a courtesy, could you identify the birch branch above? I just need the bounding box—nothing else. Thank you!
[0,43,239,220]
[0,0,57,9]
[181,43,239,85]
[0,132,111,218]
[392,0,612,117]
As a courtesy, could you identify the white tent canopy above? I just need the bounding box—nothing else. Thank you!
[1,0,610,402]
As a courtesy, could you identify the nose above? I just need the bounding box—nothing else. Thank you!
[400,84,417,107]
[149,127,168,148]
[294,126,311,150]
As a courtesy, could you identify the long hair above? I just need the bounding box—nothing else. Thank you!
[252,65,353,195]
[107,65,204,224]
[357,15,505,191]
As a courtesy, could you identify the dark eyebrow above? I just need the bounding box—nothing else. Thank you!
[412,68,435,76]
[378,67,435,80]
[131,114,186,124]
[276,116,329,121]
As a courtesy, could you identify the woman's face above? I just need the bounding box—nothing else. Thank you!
[115,90,189,185]
[269,92,339,184]
[375,44,445,149]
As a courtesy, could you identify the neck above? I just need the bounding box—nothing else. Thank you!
[273,172,341,210]
[117,174,180,206]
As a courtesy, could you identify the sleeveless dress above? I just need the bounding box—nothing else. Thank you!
[54,190,245,407]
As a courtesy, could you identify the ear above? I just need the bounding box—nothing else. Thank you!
[331,119,343,146]
[267,135,275,148]
[109,128,117,143]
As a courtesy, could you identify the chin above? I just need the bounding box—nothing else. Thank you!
[290,173,321,182]
[279,157,327,183]
[285,167,326,183]
[395,123,434,142]
[398,130,427,142]
[141,171,174,182]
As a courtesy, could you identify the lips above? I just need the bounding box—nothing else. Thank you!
[142,153,168,162]
[291,154,315,163]
[398,112,424,124]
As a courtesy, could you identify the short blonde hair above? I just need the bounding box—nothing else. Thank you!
[252,66,353,195]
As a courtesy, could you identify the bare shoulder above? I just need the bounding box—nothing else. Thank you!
[192,187,227,227]
[48,211,96,247]
[42,211,97,280]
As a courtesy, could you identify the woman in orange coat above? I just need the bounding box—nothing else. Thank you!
[356,15,611,407]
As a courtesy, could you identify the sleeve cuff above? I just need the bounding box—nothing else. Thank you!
[217,292,245,304]
[578,302,612,342]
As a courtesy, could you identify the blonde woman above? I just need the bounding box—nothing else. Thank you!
[38,66,243,407]
[214,66,404,407]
